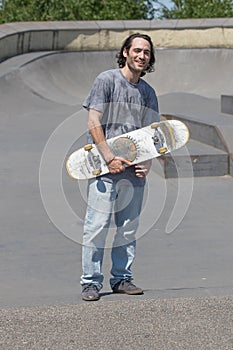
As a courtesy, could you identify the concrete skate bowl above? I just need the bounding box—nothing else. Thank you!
[3,48,233,113]
[14,51,118,107]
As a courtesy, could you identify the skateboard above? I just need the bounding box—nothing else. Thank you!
[66,120,190,180]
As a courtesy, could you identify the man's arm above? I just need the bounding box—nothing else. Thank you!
[88,109,131,174]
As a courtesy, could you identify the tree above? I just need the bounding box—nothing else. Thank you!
[155,0,233,19]
[0,0,156,23]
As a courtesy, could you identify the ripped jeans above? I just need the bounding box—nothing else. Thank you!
[81,178,145,290]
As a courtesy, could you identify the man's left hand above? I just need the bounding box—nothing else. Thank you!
[135,160,152,178]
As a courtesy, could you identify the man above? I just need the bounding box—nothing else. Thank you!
[81,33,159,301]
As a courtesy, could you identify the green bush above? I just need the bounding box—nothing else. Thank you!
[0,0,155,23]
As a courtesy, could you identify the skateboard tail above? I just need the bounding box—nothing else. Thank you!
[156,120,189,151]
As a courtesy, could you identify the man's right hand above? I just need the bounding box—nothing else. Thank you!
[107,157,132,174]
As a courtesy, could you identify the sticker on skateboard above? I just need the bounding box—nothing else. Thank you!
[66,120,190,180]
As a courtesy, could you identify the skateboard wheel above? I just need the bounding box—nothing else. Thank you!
[151,122,159,129]
[92,169,101,176]
[84,144,93,151]
[158,147,168,154]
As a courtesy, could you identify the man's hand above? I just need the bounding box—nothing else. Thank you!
[108,157,132,174]
[135,160,152,178]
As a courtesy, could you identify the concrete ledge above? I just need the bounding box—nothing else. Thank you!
[1,18,233,61]
[161,153,229,178]
[161,114,233,177]
[218,125,233,176]
[221,95,233,115]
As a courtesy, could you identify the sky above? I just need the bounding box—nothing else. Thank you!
[161,0,173,8]
[153,0,174,17]
[155,0,174,10]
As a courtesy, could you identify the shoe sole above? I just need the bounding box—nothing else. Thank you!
[112,290,144,295]
[82,295,100,301]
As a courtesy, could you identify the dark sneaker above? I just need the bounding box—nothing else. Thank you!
[112,279,144,295]
[81,284,100,301]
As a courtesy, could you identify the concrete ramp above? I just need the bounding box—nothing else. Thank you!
[148,48,233,99]
[2,48,233,104]
[17,51,117,106]
[1,47,233,103]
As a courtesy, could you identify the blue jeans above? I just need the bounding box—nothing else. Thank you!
[81,178,145,290]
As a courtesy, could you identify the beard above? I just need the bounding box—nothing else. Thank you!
[126,56,148,74]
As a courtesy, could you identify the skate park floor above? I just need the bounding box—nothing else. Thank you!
[0,50,233,349]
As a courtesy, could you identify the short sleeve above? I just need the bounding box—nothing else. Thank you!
[142,88,160,127]
[83,73,111,113]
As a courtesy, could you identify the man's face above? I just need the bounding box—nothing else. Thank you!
[123,37,151,74]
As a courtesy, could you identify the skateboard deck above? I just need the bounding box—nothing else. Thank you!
[66,120,189,180]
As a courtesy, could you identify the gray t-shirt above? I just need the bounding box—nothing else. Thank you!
[83,68,159,185]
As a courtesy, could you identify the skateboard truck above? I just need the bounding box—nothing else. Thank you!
[152,135,160,144]
[84,144,102,176]
[151,124,168,154]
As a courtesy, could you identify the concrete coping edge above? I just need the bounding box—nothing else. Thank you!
[1,18,233,62]
[1,18,233,35]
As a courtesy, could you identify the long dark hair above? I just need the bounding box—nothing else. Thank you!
[117,33,155,76]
